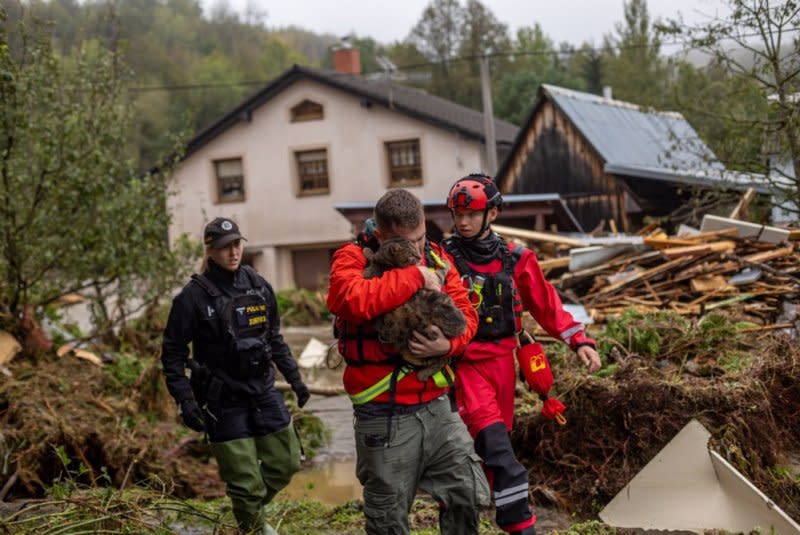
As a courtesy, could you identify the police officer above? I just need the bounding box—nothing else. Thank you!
[162,217,310,535]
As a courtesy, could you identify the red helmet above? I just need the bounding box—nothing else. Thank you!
[446,173,502,212]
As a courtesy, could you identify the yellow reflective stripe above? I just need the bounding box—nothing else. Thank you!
[431,364,455,388]
[349,365,413,405]
[428,249,448,269]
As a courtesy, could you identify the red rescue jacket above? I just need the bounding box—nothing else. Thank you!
[444,239,595,361]
[327,241,478,404]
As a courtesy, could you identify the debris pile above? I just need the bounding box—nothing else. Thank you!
[0,351,327,502]
[565,230,798,327]
[496,213,800,331]
[501,210,800,525]
[513,311,800,522]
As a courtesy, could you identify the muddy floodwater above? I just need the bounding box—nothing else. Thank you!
[282,326,363,505]
[283,394,362,505]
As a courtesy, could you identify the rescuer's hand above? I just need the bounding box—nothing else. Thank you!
[416,266,442,291]
[178,399,205,432]
[577,345,601,373]
[408,325,450,359]
[291,381,311,408]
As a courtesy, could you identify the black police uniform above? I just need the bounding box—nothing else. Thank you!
[161,258,305,532]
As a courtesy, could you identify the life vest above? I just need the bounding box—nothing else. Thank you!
[335,239,445,366]
[334,238,456,408]
[190,266,272,380]
[443,237,524,341]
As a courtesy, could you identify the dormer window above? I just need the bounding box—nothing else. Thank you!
[290,99,324,122]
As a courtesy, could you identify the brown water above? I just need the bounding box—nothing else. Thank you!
[282,458,361,504]
[280,325,363,505]
[284,390,363,505]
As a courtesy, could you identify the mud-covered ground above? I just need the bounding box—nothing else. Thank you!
[1,315,799,533]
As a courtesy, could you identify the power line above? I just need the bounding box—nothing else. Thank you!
[128,28,800,93]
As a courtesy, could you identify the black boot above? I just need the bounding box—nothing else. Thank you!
[511,526,536,535]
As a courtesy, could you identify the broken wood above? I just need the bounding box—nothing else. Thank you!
[662,241,737,259]
[741,246,795,264]
[644,236,700,249]
[592,257,692,298]
[538,256,571,270]
[492,224,587,247]
[275,380,345,396]
[690,275,731,293]
[728,187,757,220]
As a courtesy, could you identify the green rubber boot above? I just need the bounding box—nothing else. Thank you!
[254,422,302,504]
[211,437,268,532]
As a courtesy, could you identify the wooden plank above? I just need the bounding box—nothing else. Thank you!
[728,187,757,220]
[737,323,795,333]
[690,275,732,293]
[592,257,691,298]
[741,246,795,264]
[539,256,570,270]
[700,214,791,244]
[644,236,700,249]
[636,222,660,236]
[561,251,663,282]
[492,224,588,247]
[682,228,739,242]
[705,293,755,311]
[662,241,736,259]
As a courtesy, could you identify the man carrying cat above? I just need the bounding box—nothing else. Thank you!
[327,188,489,535]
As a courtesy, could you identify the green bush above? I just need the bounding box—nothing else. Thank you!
[276,287,331,326]
[106,352,147,387]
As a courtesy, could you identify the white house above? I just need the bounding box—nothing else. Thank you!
[168,48,518,289]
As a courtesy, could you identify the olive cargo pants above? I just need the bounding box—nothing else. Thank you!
[354,395,491,535]
[211,423,300,532]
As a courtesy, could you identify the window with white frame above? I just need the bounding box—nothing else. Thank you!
[295,149,329,195]
[214,157,245,203]
[386,139,422,187]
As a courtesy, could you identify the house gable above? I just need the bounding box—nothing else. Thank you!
[495,84,768,231]
[167,76,489,262]
[501,93,625,231]
[184,64,518,161]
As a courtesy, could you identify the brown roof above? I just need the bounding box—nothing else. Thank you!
[185,65,519,158]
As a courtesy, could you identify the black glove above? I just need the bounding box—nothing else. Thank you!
[291,381,310,408]
[178,398,205,432]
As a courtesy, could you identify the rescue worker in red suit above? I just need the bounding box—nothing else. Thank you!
[327,189,490,535]
[442,174,602,535]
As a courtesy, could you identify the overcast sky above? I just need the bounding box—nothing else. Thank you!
[206,0,733,49]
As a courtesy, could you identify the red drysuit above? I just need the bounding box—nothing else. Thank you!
[443,235,595,534]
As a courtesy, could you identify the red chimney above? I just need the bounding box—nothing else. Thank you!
[333,42,361,75]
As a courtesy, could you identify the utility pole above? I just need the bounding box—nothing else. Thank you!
[479,54,497,175]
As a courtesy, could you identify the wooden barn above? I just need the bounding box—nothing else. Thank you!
[495,85,761,232]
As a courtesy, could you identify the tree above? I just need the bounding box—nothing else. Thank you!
[494,25,584,124]
[569,43,604,95]
[409,0,464,65]
[659,0,800,215]
[407,0,511,109]
[0,12,198,345]
[602,0,671,107]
